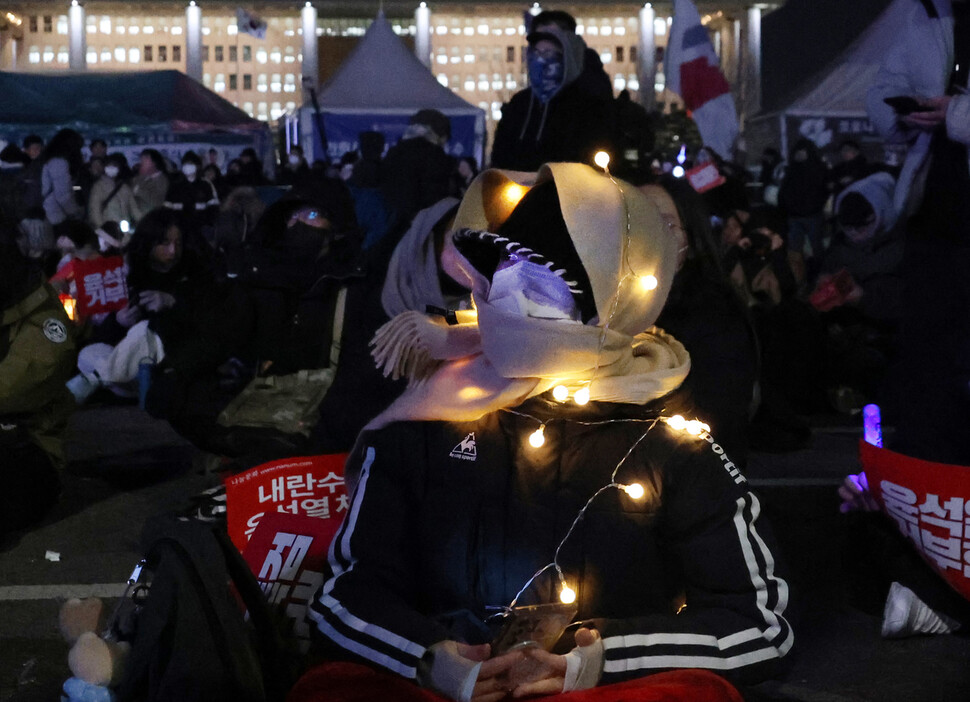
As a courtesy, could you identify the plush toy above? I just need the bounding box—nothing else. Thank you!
[58,597,130,702]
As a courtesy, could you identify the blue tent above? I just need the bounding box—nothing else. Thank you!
[0,70,273,171]
[307,12,486,166]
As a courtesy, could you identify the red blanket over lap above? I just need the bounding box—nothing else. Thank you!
[286,661,744,702]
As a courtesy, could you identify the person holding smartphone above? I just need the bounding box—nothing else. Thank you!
[865,0,970,466]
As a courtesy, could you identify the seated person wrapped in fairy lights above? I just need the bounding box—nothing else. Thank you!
[308,163,794,700]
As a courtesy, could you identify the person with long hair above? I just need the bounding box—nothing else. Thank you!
[39,128,85,232]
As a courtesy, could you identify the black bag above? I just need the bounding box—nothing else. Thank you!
[117,515,298,702]
[16,158,47,219]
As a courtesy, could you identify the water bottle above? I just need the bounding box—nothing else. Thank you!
[138,358,156,410]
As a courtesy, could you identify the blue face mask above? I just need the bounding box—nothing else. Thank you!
[527,51,565,104]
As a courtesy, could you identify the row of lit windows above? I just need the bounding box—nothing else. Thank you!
[433,45,641,66]
[235,100,298,121]
[441,71,643,95]
[23,13,670,40]
[24,43,302,66]
[203,73,300,93]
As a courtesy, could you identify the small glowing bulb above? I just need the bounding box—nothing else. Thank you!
[552,384,569,402]
[639,275,658,291]
[594,151,611,170]
[528,425,546,448]
[574,386,590,405]
[672,165,685,178]
[503,183,528,207]
[623,483,645,500]
[559,584,577,604]
[666,414,687,430]
[685,420,703,435]
[119,220,130,233]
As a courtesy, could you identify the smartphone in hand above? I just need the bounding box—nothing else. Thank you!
[883,96,931,115]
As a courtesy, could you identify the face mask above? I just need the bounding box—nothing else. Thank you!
[104,165,120,179]
[487,259,579,321]
[288,154,302,166]
[527,51,565,104]
[182,163,198,178]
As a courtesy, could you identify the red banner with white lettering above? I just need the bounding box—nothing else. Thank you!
[860,440,970,602]
[224,454,349,553]
[685,162,726,193]
[73,256,128,316]
[242,511,332,654]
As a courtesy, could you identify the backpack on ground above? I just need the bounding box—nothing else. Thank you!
[116,515,299,702]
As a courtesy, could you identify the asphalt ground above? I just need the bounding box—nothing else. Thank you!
[1,404,969,702]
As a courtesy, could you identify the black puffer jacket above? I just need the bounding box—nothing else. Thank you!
[309,390,794,688]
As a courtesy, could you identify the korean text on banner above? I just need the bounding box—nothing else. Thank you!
[73,256,128,316]
[242,511,331,654]
[224,453,349,552]
[860,440,970,602]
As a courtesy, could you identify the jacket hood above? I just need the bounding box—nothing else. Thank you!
[529,26,586,97]
[835,171,899,233]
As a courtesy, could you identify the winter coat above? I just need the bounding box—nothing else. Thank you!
[0,283,76,468]
[88,175,136,229]
[778,143,829,217]
[165,176,220,235]
[491,30,615,172]
[131,171,169,222]
[309,392,794,691]
[41,157,82,225]
[866,0,970,217]
[380,138,455,227]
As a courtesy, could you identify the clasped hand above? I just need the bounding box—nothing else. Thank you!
[461,627,600,701]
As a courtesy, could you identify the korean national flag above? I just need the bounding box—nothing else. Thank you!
[236,7,267,39]
[664,0,739,160]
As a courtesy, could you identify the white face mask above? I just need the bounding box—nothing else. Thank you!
[104,165,120,179]
[182,163,198,178]
[288,154,302,166]
[487,259,580,321]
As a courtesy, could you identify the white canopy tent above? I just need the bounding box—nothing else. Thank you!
[746,0,908,161]
[296,12,486,165]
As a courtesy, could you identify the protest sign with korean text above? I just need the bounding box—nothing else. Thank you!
[224,454,348,552]
[861,440,970,601]
[73,256,128,316]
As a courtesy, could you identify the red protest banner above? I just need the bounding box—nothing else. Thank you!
[242,511,332,653]
[685,162,726,193]
[860,440,970,602]
[74,256,128,316]
[224,454,349,552]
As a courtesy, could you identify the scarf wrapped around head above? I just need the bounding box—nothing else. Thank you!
[367,163,690,429]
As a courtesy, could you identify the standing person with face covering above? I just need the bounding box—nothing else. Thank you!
[490,25,616,171]
[88,153,136,230]
[165,151,220,242]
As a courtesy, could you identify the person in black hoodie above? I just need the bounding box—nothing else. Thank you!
[490,24,615,171]
[778,138,830,285]
[148,182,403,461]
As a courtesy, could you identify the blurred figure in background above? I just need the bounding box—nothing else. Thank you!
[132,149,169,223]
[0,220,76,535]
[88,153,135,230]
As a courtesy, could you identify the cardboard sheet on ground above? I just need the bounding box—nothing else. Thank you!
[860,440,970,602]
[224,454,348,552]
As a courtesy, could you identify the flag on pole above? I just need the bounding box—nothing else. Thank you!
[236,7,267,39]
[664,0,739,160]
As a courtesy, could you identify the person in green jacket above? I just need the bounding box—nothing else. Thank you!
[0,223,77,535]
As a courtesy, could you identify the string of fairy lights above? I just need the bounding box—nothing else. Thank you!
[497,152,710,609]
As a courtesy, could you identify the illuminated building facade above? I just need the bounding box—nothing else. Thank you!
[0,3,772,136]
